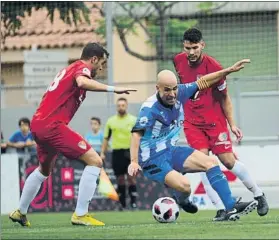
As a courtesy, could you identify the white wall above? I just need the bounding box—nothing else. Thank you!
[188,145,279,209]
[1,154,20,215]
[1,145,279,215]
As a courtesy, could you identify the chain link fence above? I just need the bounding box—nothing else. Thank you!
[1,2,279,143]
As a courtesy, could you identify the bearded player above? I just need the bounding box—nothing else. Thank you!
[173,28,268,221]
[9,43,136,227]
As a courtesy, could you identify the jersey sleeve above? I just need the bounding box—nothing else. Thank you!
[177,83,199,103]
[208,57,227,94]
[104,119,112,140]
[9,132,18,143]
[74,64,92,80]
[131,107,155,134]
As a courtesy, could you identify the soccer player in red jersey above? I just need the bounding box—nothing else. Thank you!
[9,43,136,227]
[173,28,268,221]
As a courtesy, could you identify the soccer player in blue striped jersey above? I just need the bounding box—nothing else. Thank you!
[128,59,257,221]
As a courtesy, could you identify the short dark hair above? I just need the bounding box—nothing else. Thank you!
[183,28,203,43]
[91,117,101,125]
[81,43,109,60]
[18,117,30,127]
[117,97,127,103]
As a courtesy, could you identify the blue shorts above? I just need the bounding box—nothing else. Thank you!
[139,146,195,184]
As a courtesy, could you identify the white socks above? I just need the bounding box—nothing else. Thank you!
[200,172,225,210]
[231,161,263,197]
[75,166,101,216]
[19,168,47,214]
[201,160,263,210]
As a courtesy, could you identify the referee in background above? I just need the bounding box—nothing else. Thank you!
[101,97,138,210]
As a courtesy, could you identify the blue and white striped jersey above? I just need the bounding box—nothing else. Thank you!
[132,83,198,162]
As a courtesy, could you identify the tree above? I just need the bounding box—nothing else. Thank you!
[1,1,228,62]
[1,2,90,43]
[93,2,228,61]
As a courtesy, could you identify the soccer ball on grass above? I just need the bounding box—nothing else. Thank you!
[152,197,179,223]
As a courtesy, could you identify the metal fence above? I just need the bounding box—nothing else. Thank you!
[1,2,279,145]
[1,79,279,147]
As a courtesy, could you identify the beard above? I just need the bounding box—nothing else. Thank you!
[118,110,126,115]
[91,68,97,78]
[188,54,202,65]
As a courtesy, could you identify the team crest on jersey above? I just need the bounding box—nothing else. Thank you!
[218,132,228,142]
[139,116,148,126]
[78,140,87,150]
[83,68,91,77]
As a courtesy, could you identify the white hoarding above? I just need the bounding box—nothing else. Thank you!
[1,154,20,215]
[188,145,279,209]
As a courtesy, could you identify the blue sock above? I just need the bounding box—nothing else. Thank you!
[172,190,190,204]
[206,166,236,210]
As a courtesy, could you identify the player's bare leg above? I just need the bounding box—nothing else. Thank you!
[9,151,57,227]
[127,175,138,210]
[116,175,127,210]
[199,148,226,221]
[71,148,105,226]
[165,171,198,214]
[218,152,269,216]
[183,150,257,221]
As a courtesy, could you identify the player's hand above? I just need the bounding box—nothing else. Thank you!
[128,162,142,177]
[15,142,26,148]
[231,125,243,143]
[100,152,106,161]
[1,143,7,148]
[228,59,250,73]
[114,87,137,94]
[25,140,34,147]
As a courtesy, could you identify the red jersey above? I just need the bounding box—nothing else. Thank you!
[173,53,227,125]
[32,60,92,125]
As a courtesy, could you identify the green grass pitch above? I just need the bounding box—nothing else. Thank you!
[1,210,279,239]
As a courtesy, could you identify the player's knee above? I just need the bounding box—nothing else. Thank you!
[38,166,51,177]
[93,157,103,168]
[221,158,235,170]
[178,181,191,194]
[117,175,125,185]
[203,156,218,171]
[86,155,103,168]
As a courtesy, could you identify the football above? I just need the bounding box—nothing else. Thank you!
[152,197,180,223]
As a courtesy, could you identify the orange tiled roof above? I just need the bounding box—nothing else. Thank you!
[1,2,104,51]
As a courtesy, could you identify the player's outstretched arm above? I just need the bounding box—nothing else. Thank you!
[76,76,137,94]
[128,132,142,177]
[196,59,250,90]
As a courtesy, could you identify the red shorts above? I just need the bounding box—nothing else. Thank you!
[31,121,91,164]
[183,120,232,155]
